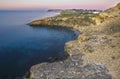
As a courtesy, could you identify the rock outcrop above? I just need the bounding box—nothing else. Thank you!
[26,2,120,79]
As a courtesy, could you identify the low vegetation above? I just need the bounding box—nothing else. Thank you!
[103,19,120,35]
[29,9,100,27]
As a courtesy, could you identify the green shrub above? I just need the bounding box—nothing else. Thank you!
[104,20,120,34]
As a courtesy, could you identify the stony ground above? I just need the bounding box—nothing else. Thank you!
[66,22,120,79]
[29,53,112,79]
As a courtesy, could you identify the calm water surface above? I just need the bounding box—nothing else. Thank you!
[0,10,76,79]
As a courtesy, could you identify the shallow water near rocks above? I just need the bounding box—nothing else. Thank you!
[0,10,76,79]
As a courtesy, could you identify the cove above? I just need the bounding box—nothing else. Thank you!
[0,10,77,79]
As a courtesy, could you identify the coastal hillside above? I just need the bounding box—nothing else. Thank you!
[100,2,120,18]
[94,2,120,25]
[27,3,120,79]
[28,9,101,28]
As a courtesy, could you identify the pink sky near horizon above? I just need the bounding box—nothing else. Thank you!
[0,0,119,10]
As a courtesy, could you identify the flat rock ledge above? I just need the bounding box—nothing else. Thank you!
[26,53,112,79]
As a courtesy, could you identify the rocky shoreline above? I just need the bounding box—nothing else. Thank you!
[26,3,120,79]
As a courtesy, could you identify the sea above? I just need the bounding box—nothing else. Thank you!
[0,10,76,79]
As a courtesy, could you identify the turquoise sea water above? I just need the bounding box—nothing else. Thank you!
[0,10,76,79]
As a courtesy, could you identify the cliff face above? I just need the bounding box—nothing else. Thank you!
[27,3,120,79]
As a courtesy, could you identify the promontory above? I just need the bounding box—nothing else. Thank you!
[26,3,120,79]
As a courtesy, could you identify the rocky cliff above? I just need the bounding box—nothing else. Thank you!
[26,3,120,79]
[94,2,120,25]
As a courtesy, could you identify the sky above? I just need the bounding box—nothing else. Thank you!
[0,0,119,10]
